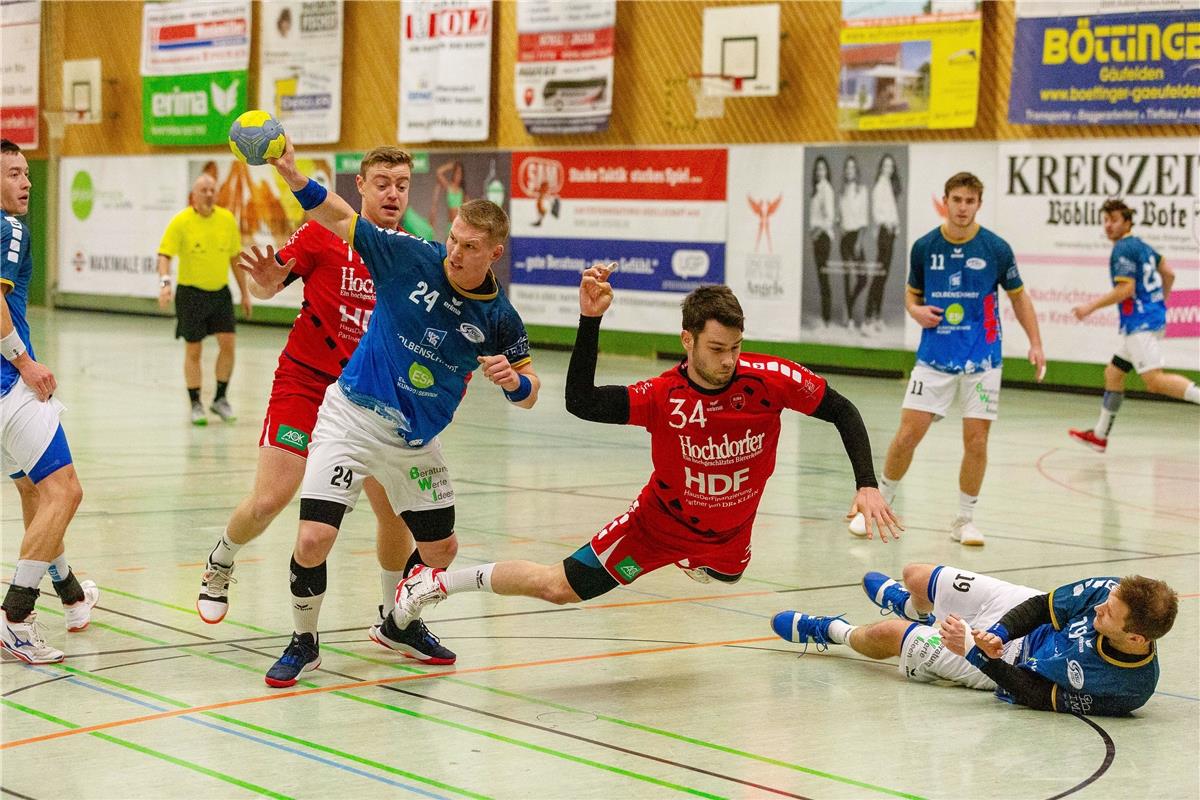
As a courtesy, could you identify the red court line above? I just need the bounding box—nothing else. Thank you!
[114,567,146,573]
[1180,593,1200,599]
[1,635,775,751]
[1034,449,1199,522]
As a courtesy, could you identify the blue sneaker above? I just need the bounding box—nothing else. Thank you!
[369,614,456,665]
[265,632,321,687]
[770,611,844,653]
[862,571,929,623]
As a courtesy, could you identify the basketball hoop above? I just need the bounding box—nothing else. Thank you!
[686,74,744,120]
[41,110,84,142]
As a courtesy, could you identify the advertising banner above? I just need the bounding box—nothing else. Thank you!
[0,0,40,149]
[508,149,727,333]
[515,0,614,135]
[58,154,333,309]
[802,146,909,350]
[839,0,981,130]
[995,138,1199,369]
[399,0,492,142]
[725,146,803,343]
[258,0,343,144]
[1009,1,1200,126]
[140,1,251,145]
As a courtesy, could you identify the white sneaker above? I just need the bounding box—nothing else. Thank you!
[678,564,713,583]
[950,517,985,546]
[394,566,447,624]
[197,561,236,624]
[848,512,869,537]
[64,580,100,632]
[2,611,65,664]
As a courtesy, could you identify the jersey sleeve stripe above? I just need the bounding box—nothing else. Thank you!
[1047,593,1060,630]
[1004,285,1025,296]
[1113,276,1135,283]
[0,277,13,288]
[510,357,533,369]
[348,214,360,251]
[906,285,922,295]
[1050,684,1058,711]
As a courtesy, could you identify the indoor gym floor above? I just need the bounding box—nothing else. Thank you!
[2,308,1197,800]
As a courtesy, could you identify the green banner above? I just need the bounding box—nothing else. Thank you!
[142,70,247,145]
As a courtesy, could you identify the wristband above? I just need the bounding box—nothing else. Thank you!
[1,329,27,362]
[985,622,1011,644]
[965,646,991,669]
[159,275,171,288]
[293,178,328,211]
[503,373,532,402]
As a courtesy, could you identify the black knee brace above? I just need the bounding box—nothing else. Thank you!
[1111,355,1134,373]
[402,506,456,542]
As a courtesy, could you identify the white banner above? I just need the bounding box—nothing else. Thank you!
[515,0,615,135]
[995,138,1199,369]
[141,0,251,77]
[725,145,804,342]
[399,0,492,142]
[0,0,41,149]
[258,0,343,144]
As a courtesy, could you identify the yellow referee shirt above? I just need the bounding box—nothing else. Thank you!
[158,206,242,291]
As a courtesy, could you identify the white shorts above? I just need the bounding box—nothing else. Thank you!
[1115,330,1166,374]
[898,565,1040,690]
[1,380,67,477]
[901,364,1000,421]
[300,382,455,515]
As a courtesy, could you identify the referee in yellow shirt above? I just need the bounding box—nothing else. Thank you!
[157,173,251,425]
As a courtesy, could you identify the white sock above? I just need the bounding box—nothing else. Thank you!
[380,569,405,615]
[958,492,978,521]
[441,564,495,595]
[12,559,50,590]
[1185,383,1200,404]
[827,619,855,645]
[47,553,70,583]
[291,590,325,637]
[879,475,899,506]
[209,529,242,567]
[904,599,927,620]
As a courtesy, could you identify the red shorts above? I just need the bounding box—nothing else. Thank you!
[587,497,754,585]
[258,355,336,457]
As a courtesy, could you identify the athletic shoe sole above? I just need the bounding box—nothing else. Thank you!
[1,640,65,664]
[195,599,228,624]
[368,627,456,665]
[263,656,321,688]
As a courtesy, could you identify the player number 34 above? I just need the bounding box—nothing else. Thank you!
[668,398,708,429]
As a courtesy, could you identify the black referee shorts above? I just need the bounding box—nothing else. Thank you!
[175,284,235,342]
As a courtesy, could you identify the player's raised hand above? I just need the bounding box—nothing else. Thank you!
[238,245,295,295]
[845,487,903,543]
[266,136,302,188]
[579,262,616,317]
[910,304,943,328]
[477,354,519,391]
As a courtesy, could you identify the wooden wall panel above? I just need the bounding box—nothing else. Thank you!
[29,0,1199,160]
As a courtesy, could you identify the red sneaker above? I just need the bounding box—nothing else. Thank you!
[1068,428,1107,453]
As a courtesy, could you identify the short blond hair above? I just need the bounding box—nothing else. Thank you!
[458,199,509,244]
[359,146,413,177]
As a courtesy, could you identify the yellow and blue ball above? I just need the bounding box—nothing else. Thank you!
[228,110,285,166]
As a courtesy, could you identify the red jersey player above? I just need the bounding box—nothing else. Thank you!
[196,148,457,661]
[389,264,900,642]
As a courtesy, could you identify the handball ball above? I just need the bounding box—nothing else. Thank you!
[228,110,285,166]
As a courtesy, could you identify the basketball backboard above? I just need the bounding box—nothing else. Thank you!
[701,4,780,97]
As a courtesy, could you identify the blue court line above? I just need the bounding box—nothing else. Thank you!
[1153,690,1199,701]
[24,667,450,799]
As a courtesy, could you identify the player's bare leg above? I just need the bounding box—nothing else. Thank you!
[951,419,989,546]
[210,332,236,421]
[882,409,934,489]
[1141,368,1200,402]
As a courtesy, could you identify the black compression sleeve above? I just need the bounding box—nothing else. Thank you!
[810,387,878,488]
[996,593,1053,639]
[282,270,301,287]
[975,658,1056,711]
[564,315,630,425]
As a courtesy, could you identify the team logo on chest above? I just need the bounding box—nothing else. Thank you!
[422,328,447,348]
[458,322,485,343]
[966,257,987,270]
[950,272,962,289]
[730,393,745,410]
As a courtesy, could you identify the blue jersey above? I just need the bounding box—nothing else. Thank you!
[1110,236,1167,334]
[1,214,35,398]
[1004,577,1159,716]
[908,225,1023,374]
[340,216,531,446]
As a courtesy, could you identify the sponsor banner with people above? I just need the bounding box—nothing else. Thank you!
[514,0,615,135]
[398,0,493,142]
[1009,1,1200,126]
[839,0,982,131]
[994,138,1199,369]
[508,148,727,332]
[58,154,332,308]
[0,0,41,149]
[257,0,344,144]
[140,0,250,145]
[725,146,804,343]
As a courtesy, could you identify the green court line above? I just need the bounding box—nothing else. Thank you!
[97,585,277,634]
[35,604,172,645]
[85,581,920,798]
[1,699,290,799]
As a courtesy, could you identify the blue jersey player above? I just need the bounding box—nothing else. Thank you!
[0,139,99,665]
[772,564,1177,717]
[260,138,540,686]
[850,172,1045,547]
[1069,198,1199,453]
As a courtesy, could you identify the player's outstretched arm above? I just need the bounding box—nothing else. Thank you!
[238,245,296,299]
[1,289,54,401]
[566,264,629,424]
[477,355,540,409]
[268,137,356,243]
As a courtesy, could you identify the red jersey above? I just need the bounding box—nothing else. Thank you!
[626,354,828,537]
[277,221,377,377]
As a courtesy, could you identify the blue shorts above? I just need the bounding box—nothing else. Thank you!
[9,424,73,484]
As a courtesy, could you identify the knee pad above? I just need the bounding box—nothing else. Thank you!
[299,498,347,529]
[563,551,617,601]
[402,506,455,542]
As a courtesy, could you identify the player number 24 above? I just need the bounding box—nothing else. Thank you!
[330,466,354,488]
[668,398,708,429]
[408,281,440,313]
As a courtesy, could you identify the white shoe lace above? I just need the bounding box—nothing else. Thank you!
[203,563,237,594]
